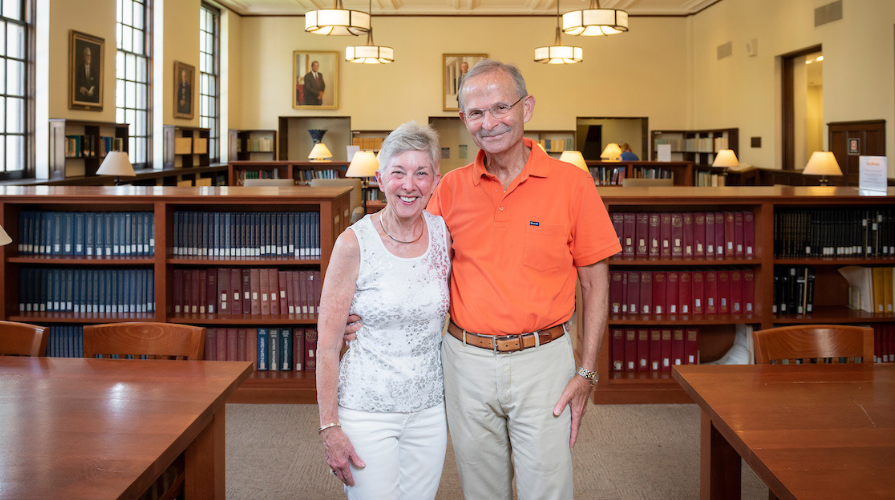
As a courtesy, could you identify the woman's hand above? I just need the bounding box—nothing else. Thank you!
[321,427,366,486]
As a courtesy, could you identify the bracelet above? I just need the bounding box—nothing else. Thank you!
[318,422,341,434]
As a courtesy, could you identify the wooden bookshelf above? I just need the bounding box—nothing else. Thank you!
[0,185,352,404]
[651,128,739,167]
[523,130,576,157]
[228,161,350,186]
[48,119,129,180]
[163,125,210,170]
[234,129,277,161]
[585,160,696,186]
[351,130,390,152]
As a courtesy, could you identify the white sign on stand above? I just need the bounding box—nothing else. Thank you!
[858,156,887,195]
[657,144,671,162]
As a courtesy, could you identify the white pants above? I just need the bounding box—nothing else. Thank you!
[338,402,447,500]
[442,332,576,500]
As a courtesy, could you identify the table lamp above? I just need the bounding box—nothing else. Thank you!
[96,151,136,186]
[601,143,621,161]
[712,149,739,169]
[308,143,333,162]
[802,151,842,186]
[346,150,379,212]
[559,150,588,172]
[0,225,11,246]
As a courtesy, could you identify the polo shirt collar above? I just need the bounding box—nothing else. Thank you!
[471,136,551,186]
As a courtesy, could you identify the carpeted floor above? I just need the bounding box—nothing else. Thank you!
[225,403,767,499]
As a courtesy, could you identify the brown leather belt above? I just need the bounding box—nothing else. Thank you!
[447,320,566,353]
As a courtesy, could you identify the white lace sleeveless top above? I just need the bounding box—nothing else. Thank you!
[338,211,451,412]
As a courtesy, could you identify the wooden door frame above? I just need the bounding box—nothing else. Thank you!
[781,44,822,171]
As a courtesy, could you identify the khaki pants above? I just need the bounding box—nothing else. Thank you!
[442,332,575,500]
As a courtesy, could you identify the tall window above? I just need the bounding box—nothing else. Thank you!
[0,0,27,179]
[116,0,151,169]
[200,3,219,161]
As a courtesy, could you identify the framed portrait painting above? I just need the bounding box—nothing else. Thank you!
[443,53,487,112]
[848,137,861,155]
[293,51,339,110]
[173,61,195,119]
[69,31,104,110]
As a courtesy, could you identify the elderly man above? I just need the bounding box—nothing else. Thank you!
[427,59,620,500]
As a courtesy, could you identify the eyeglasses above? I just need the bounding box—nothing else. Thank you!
[463,95,528,123]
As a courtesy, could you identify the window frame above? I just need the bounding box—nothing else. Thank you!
[199,2,220,163]
[116,0,152,170]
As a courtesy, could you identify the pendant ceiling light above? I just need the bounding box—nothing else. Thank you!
[562,0,628,36]
[305,0,370,36]
[346,0,394,63]
[535,0,583,64]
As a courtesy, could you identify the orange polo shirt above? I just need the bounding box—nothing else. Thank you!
[428,137,621,336]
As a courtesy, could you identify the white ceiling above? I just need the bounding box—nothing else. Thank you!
[216,0,718,17]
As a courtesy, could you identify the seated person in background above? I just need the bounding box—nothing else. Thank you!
[620,143,639,161]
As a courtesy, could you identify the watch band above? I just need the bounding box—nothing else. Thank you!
[576,366,598,386]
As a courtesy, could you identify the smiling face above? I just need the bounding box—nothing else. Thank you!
[375,150,440,220]
[460,69,533,156]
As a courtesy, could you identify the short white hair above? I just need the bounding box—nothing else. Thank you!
[378,121,440,176]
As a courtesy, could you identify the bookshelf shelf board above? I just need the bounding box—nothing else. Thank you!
[772,307,895,324]
[167,258,323,266]
[773,257,895,266]
[230,372,317,404]
[608,258,759,266]
[9,256,156,265]
[166,314,319,325]
[594,379,691,404]
[608,314,759,326]
[9,313,157,323]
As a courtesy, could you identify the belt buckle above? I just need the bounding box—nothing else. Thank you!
[493,334,524,353]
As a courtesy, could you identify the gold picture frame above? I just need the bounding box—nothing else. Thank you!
[69,30,105,110]
[293,51,339,110]
[443,53,487,112]
[173,61,196,120]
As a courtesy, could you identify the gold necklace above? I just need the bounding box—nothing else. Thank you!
[380,213,424,244]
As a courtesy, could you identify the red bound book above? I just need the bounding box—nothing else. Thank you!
[198,270,207,314]
[259,268,271,315]
[246,328,258,370]
[704,213,715,259]
[227,328,238,362]
[685,328,699,365]
[694,212,706,259]
[626,271,640,314]
[625,329,637,371]
[293,328,305,371]
[611,329,624,372]
[724,212,736,259]
[743,269,755,313]
[173,269,184,314]
[304,328,318,371]
[679,271,692,315]
[242,269,251,313]
[217,268,229,314]
[671,213,683,260]
[249,268,261,315]
[661,329,672,371]
[310,271,322,315]
[652,271,666,315]
[717,269,730,313]
[640,271,652,315]
[207,269,218,314]
[734,212,745,259]
[672,328,685,366]
[666,271,680,315]
[237,328,247,362]
[285,271,296,314]
[610,270,624,314]
[278,271,289,315]
[182,270,193,314]
[216,324,227,360]
[623,213,636,258]
[649,329,661,371]
[230,268,242,315]
[204,328,216,361]
[611,212,624,259]
[635,213,649,259]
[682,212,694,259]
[191,270,201,314]
[637,329,649,372]
[648,213,661,259]
[660,213,672,259]
[692,271,705,315]
[744,211,755,259]
[714,212,725,259]
[269,268,280,316]
[298,270,309,314]
[730,269,744,314]
[704,270,718,314]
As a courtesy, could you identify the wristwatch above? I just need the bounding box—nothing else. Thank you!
[576,366,599,386]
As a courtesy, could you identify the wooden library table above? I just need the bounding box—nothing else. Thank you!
[0,357,252,499]
[673,364,895,500]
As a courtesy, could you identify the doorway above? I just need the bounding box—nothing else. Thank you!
[576,117,648,161]
[782,45,823,170]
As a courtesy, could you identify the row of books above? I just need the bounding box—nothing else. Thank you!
[17,211,155,257]
[46,326,84,358]
[238,169,283,181]
[237,137,275,153]
[295,169,342,184]
[205,327,318,372]
[172,268,320,316]
[872,323,895,363]
[839,266,895,314]
[364,189,384,202]
[587,166,627,186]
[693,170,726,187]
[535,138,574,153]
[654,136,728,153]
[611,211,755,260]
[64,135,124,158]
[610,269,755,315]
[631,167,673,180]
[351,137,384,150]
[774,208,894,258]
[772,266,816,314]
[610,327,699,373]
[18,268,155,313]
[172,211,321,258]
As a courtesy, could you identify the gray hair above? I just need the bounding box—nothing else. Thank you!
[458,59,528,112]
[378,121,440,176]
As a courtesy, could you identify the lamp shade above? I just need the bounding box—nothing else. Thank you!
[96,151,135,177]
[712,149,739,168]
[309,143,333,161]
[600,143,622,160]
[0,225,11,246]
[305,3,370,36]
[346,150,379,177]
[562,6,628,36]
[346,29,394,64]
[803,151,842,176]
[560,151,588,171]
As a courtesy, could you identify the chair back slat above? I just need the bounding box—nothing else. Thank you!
[83,323,205,360]
[0,321,49,357]
[752,325,874,365]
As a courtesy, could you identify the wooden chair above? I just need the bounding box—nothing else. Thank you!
[0,321,49,357]
[83,322,206,360]
[752,324,874,365]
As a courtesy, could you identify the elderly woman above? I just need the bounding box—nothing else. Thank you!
[316,121,451,499]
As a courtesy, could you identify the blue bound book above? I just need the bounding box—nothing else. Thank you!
[280,328,292,371]
[257,328,269,371]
